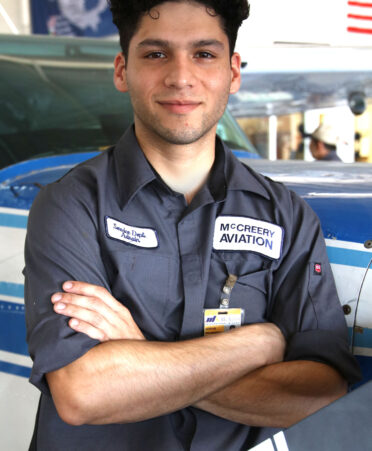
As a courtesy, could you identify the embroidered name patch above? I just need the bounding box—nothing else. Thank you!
[213,216,284,259]
[105,216,158,249]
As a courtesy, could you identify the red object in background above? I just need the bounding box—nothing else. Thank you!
[348,1,372,34]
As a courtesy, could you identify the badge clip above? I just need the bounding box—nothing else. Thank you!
[219,274,237,309]
[204,274,244,335]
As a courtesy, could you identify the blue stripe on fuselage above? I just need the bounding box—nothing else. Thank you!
[352,327,372,349]
[0,361,31,378]
[0,300,28,356]
[327,246,372,268]
[0,282,24,298]
[0,213,28,229]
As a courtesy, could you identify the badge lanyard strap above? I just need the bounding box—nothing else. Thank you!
[219,274,237,309]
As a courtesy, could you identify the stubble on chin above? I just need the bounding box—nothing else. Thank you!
[135,106,228,147]
[130,85,230,146]
[148,117,217,146]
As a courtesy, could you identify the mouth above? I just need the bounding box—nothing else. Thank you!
[157,100,201,114]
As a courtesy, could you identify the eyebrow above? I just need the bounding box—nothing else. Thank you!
[193,39,225,50]
[136,39,225,50]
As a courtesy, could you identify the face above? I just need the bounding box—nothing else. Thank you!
[114,1,241,147]
[310,138,321,159]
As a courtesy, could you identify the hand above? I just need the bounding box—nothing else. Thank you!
[51,281,145,342]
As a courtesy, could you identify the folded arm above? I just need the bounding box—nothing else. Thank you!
[48,281,347,429]
[195,359,347,428]
[47,281,285,426]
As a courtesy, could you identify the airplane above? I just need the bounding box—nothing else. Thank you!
[232,45,372,118]
[0,34,371,450]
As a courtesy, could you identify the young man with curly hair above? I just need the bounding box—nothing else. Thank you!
[25,1,360,449]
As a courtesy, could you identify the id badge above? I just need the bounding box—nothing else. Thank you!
[204,308,245,335]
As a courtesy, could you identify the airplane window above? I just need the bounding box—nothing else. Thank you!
[0,36,257,169]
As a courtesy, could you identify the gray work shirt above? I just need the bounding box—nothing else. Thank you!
[24,126,360,450]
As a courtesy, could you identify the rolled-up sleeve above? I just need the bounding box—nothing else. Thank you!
[268,191,361,384]
[24,176,109,394]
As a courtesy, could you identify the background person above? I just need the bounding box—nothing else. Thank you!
[310,123,342,161]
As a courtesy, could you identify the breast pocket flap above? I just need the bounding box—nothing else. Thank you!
[236,269,270,295]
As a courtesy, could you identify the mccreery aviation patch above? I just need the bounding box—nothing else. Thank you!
[213,216,284,259]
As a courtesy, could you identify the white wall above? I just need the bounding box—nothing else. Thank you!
[0,0,30,34]
[2,0,372,45]
[236,0,372,55]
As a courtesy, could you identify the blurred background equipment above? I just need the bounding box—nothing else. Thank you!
[30,0,117,37]
[1,0,372,162]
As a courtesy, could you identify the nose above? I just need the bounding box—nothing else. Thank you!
[164,55,196,89]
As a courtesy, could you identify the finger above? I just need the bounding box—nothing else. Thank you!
[60,283,139,331]
[62,281,126,313]
[53,284,146,341]
[52,291,127,328]
[53,299,113,336]
[52,293,145,340]
[68,318,107,342]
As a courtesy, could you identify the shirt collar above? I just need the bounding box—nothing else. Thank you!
[113,126,270,209]
[113,126,157,209]
[220,139,271,200]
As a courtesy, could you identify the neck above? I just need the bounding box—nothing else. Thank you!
[135,123,216,203]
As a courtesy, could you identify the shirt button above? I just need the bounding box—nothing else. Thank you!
[188,273,199,283]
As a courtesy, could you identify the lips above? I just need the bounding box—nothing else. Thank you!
[157,100,201,114]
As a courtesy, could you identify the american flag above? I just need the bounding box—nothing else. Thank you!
[348,1,372,34]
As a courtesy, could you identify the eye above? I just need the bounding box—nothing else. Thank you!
[145,51,166,59]
[195,51,215,59]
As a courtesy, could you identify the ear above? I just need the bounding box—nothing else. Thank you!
[113,52,128,93]
[229,52,241,95]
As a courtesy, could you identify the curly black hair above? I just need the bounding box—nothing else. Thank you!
[107,0,250,60]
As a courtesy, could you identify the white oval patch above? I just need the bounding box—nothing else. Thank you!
[105,216,158,249]
[213,216,284,259]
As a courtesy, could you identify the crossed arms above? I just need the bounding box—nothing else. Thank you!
[46,281,347,428]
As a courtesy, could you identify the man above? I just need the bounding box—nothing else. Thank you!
[310,123,342,161]
[24,1,360,450]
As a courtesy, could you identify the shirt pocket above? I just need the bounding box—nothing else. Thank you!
[206,252,271,324]
[231,269,271,324]
[108,250,179,339]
